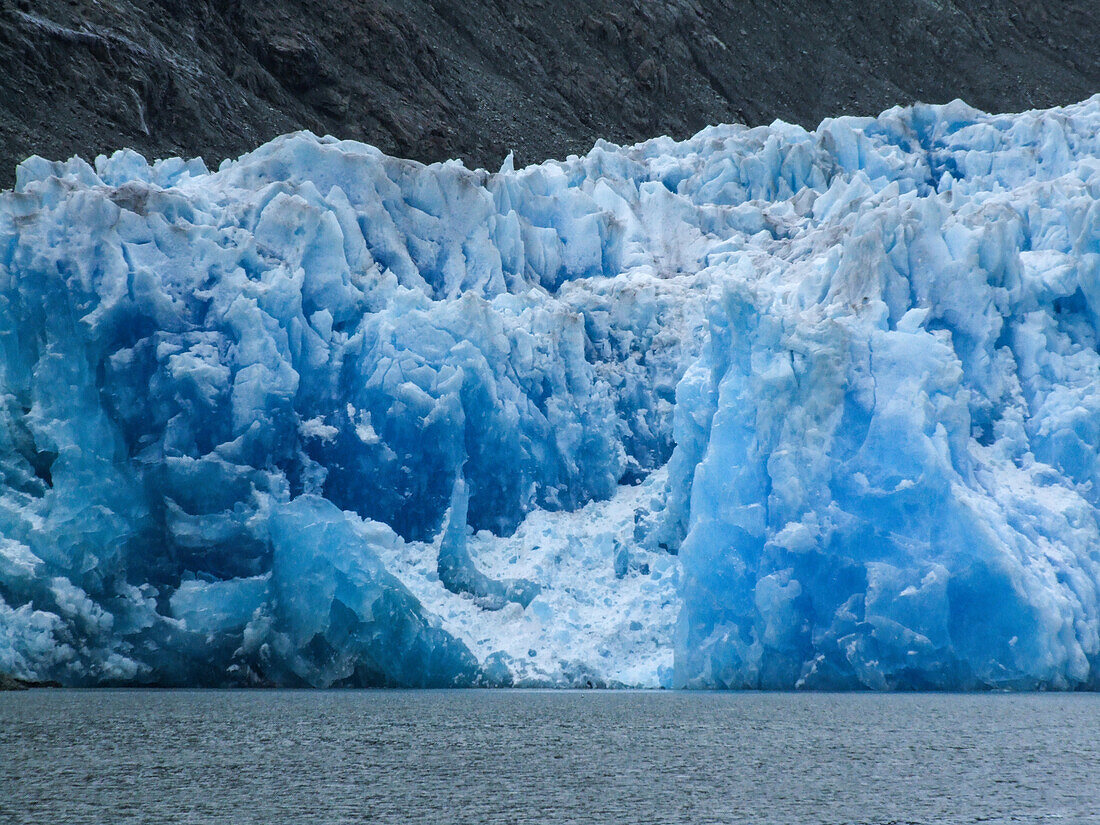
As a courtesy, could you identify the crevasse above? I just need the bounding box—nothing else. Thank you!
[1,96,1099,689]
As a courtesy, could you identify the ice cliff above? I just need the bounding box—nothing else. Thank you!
[1,96,1100,689]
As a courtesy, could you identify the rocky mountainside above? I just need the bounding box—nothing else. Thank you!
[1,0,1098,183]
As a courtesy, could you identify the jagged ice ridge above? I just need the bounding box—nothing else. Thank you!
[2,96,1100,689]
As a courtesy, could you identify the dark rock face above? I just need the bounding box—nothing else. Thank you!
[0,672,60,689]
[0,672,27,690]
[1,0,1098,187]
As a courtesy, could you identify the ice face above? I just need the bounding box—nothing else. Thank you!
[1,96,1099,688]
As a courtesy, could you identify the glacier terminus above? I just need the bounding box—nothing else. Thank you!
[2,96,1100,690]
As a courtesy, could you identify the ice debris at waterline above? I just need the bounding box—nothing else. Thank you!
[2,97,1100,689]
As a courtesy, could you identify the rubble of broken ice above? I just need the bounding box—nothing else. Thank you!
[2,96,1100,690]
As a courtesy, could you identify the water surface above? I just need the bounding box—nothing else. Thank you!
[2,689,1098,824]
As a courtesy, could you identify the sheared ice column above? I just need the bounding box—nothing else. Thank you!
[1,96,1099,689]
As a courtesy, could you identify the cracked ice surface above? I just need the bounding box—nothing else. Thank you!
[2,96,1100,689]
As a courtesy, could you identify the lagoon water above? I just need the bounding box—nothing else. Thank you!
[2,690,1099,824]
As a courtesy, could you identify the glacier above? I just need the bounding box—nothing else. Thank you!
[1,96,1100,689]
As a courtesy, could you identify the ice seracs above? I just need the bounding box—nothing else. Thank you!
[1,96,1099,689]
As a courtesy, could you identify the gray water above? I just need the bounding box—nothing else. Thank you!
[2,690,1099,824]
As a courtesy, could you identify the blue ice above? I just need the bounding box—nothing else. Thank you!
[1,96,1100,688]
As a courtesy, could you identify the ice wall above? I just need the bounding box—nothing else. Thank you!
[1,96,1099,688]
